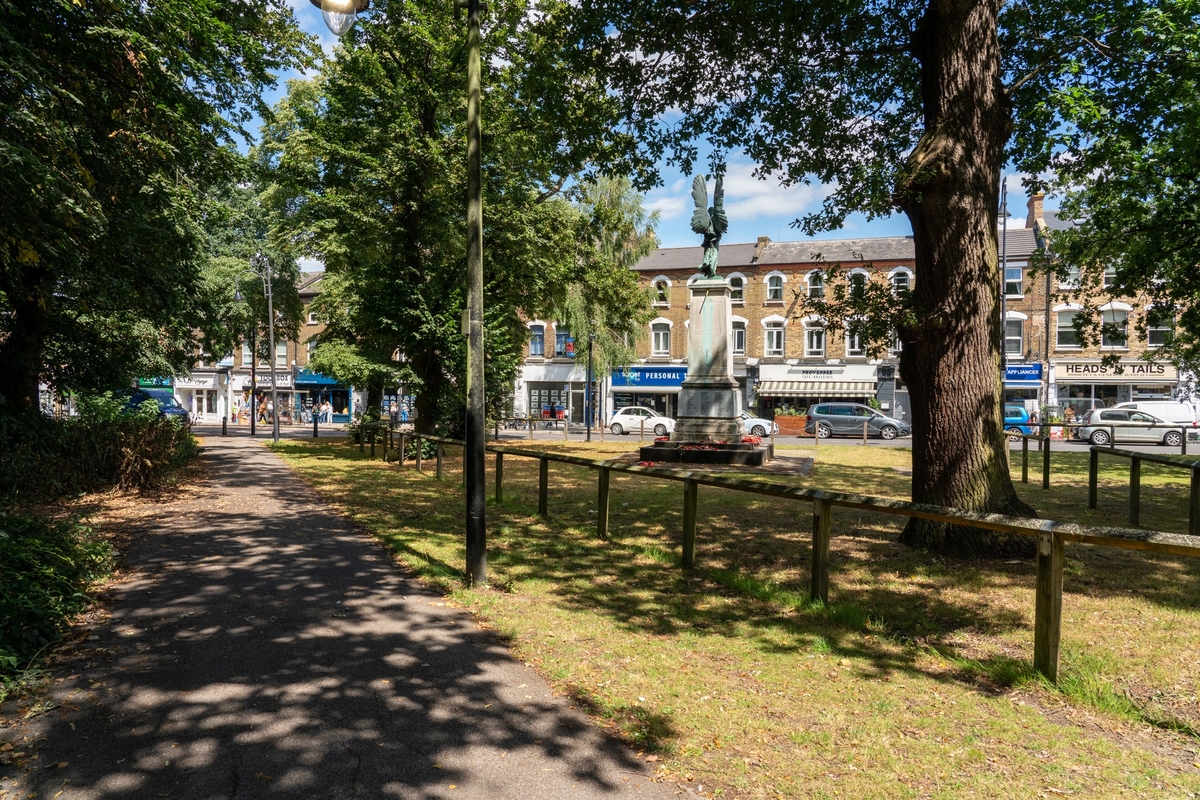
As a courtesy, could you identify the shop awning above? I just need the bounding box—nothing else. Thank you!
[756,380,876,398]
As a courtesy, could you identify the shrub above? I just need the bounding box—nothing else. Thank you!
[0,513,113,679]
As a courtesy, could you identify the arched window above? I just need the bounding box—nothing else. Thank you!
[764,271,786,302]
[1101,305,1129,348]
[889,268,912,295]
[650,318,672,357]
[845,321,865,357]
[762,316,786,357]
[727,273,745,302]
[1003,311,1027,358]
[847,269,869,300]
[1055,307,1081,348]
[805,270,824,300]
[653,281,669,305]
[528,323,545,357]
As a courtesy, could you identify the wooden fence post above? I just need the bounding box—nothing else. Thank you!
[495,452,504,505]
[416,437,423,473]
[1033,531,1064,683]
[1042,437,1051,490]
[862,421,868,445]
[1182,426,1188,456]
[398,432,406,467]
[682,478,698,569]
[810,498,831,604]
[597,466,611,540]
[538,456,548,517]
[370,431,376,460]
[436,443,444,480]
[640,419,645,442]
[564,417,569,442]
[1021,436,1029,484]
[1087,448,1098,509]
[1190,466,1200,538]
[1129,456,1141,527]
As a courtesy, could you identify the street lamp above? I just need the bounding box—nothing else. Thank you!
[234,253,281,444]
[586,333,596,442]
[311,0,488,586]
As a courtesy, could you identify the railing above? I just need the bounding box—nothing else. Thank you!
[1087,446,1200,534]
[386,433,1200,684]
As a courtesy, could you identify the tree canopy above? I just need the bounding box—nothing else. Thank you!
[0,0,316,408]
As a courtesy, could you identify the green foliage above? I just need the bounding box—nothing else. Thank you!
[0,513,113,681]
[0,398,199,504]
[0,0,317,407]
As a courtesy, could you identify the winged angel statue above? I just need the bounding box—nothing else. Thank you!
[691,174,728,278]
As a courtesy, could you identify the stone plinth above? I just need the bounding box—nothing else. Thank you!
[673,278,743,443]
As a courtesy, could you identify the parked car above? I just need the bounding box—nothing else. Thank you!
[803,403,911,440]
[1076,407,1183,446]
[741,410,778,437]
[126,388,190,422]
[1004,405,1035,439]
[1111,401,1198,440]
[608,406,674,436]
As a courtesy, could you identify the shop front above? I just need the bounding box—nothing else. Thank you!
[520,362,589,424]
[609,365,687,420]
[754,364,881,417]
[296,370,351,423]
[1052,359,1179,421]
[1003,363,1044,409]
[176,373,221,422]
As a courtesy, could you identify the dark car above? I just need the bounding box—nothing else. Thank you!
[803,403,911,440]
[127,388,190,422]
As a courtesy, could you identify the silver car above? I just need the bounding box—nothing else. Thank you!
[1077,408,1184,447]
[803,402,911,440]
[741,410,778,437]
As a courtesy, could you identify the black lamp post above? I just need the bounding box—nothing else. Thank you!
[586,333,596,442]
[234,253,280,444]
[311,0,487,585]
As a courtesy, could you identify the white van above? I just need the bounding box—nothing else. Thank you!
[1112,401,1198,439]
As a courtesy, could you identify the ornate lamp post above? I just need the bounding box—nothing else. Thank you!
[234,253,281,444]
[311,0,487,585]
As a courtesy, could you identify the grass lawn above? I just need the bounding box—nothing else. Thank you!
[270,437,1200,799]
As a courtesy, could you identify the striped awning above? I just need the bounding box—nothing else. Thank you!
[755,380,876,398]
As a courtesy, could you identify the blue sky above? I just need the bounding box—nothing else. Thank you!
[271,3,1041,259]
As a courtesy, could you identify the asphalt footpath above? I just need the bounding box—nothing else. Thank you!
[0,436,688,799]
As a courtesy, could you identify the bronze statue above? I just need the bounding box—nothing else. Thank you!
[690,174,728,278]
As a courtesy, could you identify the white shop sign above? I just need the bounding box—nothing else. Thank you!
[175,374,217,389]
[1054,360,1177,383]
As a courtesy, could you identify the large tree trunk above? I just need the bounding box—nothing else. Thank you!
[894,0,1036,556]
[0,279,49,412]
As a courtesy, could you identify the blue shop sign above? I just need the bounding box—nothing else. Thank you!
[1005,363,1043,384]
[296,369,342,387]
[611,366,687,388]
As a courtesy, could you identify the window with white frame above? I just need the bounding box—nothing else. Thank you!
[1101,309,1128,348]
[1056,310,1080,348]
[653,279,669,305]
[732,320,746,356]
[845,322,865,357]
[767,274,784,301]
[804,321,825,357]
[890,269,911,295]
[555,329,574,357]
[241,341,252,365]
[307,310,319,325]
[1059,264,1082,289]
[763,321,785,357]
[1005,319,1024,356]
[729,275,744,302]
[276,342,288,367]
[848,271,867,300]
[651,322,671,357]
[1147,308,1173,348]
[529,324,545,357]
[805,271,824,300]
[1004,262,1024,296]
[889,329,903,356]
[306,340,317,359]
[1102,265,1117,289]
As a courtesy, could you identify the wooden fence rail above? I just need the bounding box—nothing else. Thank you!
[1088,446,1200,535]
[393,433,1200,684]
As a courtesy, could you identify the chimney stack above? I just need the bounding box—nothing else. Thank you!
[1026,193,1045,230]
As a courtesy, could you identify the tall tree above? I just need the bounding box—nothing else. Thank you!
[558,0,1184,555]
[259,1,652,433]
[0,0,315,409]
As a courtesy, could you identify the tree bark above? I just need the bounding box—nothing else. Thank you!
[0,275,50,412]
[894,0,1036,556]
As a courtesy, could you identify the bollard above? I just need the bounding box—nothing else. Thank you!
[313,414,318,438]
[529,416,534,441]
[398,432,406,467]
[597,466,610,540]
[1021,436,1029,483]
[1087,448,1099,509]
[682,478,698,569]
[564,417,569,442]
[640,419,645,442]
[370,432,376,460]
[538,457,549,517]
[810,497,831,604]
[222,416,228,437]
[436,443,444,480]
[1129,456,1141,527]
[862,420,868,445]
[1042,437,1051,490]
[495,452,504,505]
[1182,427,1188,456]
[1033,531,1064,683]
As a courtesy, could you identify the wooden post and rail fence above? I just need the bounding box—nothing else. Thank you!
[364,432,1200,685]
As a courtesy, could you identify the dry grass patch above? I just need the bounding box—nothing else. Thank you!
[272,437,1200,799]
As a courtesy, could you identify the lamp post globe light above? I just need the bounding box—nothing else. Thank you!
[234,253,281,444]
[310,0,488,586]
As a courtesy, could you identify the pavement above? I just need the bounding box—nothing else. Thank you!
[0,436,688,799]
